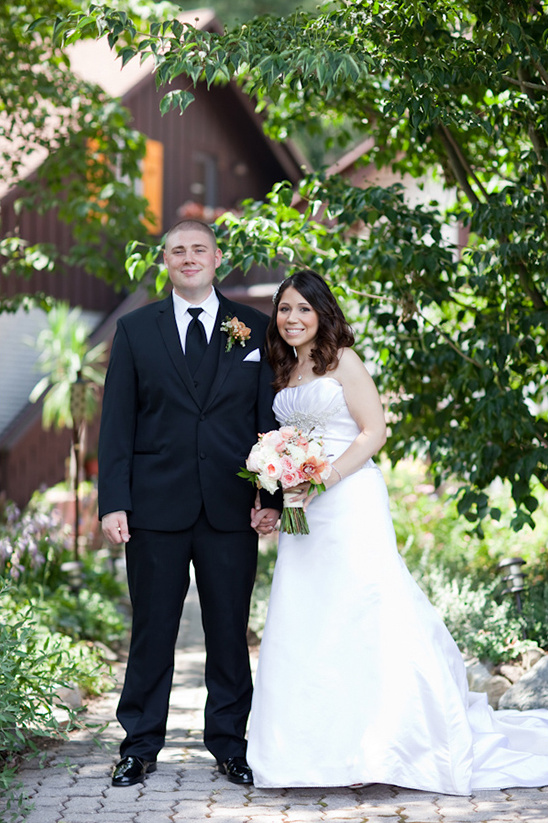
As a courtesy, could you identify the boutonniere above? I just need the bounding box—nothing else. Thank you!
[220,315,252,352]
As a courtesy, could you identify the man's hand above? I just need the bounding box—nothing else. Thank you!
[251,506,280,536]
[102,511,130,544]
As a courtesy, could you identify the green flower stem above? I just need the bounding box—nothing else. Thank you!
[280,505,310,535]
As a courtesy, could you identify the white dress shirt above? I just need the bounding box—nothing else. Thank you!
[172,289,220,352]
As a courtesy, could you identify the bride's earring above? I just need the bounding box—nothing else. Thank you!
[292,346,298,358]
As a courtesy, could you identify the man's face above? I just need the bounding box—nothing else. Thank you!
[163,227,222,302]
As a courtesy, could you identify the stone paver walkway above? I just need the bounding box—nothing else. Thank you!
[8,581,548,823]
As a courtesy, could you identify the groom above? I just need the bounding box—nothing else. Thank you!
[98,219,280,787]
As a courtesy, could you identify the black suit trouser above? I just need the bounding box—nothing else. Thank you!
[117,511,258,763]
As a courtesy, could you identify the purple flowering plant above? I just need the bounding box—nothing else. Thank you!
[0,491,128,648]
[0,499,72,584]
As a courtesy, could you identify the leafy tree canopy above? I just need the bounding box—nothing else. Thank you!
[0,0,158,310]
[160,0,319,28]
[45,0,548,531]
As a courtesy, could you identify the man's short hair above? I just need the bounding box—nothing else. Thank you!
[165,219,217,248]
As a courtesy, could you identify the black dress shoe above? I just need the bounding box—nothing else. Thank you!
[217,755,253,785]
[112,755,157,787]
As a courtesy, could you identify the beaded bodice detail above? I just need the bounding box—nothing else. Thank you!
[273,377,371,465]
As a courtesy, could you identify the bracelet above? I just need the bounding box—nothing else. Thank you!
[331,465,343,483]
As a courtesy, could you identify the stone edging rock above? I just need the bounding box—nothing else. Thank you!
[465,647,548,709]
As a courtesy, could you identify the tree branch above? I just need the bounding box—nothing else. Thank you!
[505,76,548,92]
[436,126,485,205]
[534,60,548,87]
[516,66,548,198]
[348,287,483,368]
[515,260,547,311]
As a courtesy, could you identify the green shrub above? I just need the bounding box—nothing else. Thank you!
[418,567,533,663]
[34,586,127,647]
[0,491,128,818]
[0,585,112,821]
[386,459,548,578]
[519,568,548,650]
[0,494,128,646]
[1,583,126,660]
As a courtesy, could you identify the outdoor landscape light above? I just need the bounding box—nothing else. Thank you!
[497,556,527,613]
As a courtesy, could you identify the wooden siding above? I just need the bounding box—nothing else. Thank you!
[0,182,122,313]
[125,76,300,232]
[0,408,73,509]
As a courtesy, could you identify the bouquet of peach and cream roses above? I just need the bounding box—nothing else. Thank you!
[238,426,332,534]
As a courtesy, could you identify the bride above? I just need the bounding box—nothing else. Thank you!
[247,270,548,795]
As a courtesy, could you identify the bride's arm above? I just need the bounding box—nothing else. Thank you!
[289,347,386,507]
[329,346,387,483]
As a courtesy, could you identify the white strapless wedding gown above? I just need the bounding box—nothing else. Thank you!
[247,377,548,795]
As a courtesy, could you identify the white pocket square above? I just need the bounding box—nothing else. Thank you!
[243,348,261,362]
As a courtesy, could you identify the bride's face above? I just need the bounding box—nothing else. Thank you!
[276,286,319,349]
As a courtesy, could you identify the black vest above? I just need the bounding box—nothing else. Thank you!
[188,317,222,405]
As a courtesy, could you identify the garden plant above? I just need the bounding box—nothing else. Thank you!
[0,490,128,820]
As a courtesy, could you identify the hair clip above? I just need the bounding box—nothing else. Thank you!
[272,281,284,303]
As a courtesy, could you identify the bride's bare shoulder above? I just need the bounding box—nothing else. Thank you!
[334,347,365,374]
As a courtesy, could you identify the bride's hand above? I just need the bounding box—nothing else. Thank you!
[285,482,316,511]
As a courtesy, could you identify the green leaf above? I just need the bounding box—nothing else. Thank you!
[159,89,195,115]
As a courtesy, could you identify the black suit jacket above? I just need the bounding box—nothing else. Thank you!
[98,289,280,532]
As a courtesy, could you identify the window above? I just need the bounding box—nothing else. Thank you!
[190,152,217,208]
[140,139,164,235]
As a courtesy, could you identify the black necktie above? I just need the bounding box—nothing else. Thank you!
[185,307,207,375]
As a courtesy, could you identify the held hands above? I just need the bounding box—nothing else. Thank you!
[250,505,280,535]
[102,511,130,544]
[250,463,342,532]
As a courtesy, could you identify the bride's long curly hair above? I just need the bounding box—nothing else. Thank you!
[266,270,355,391]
